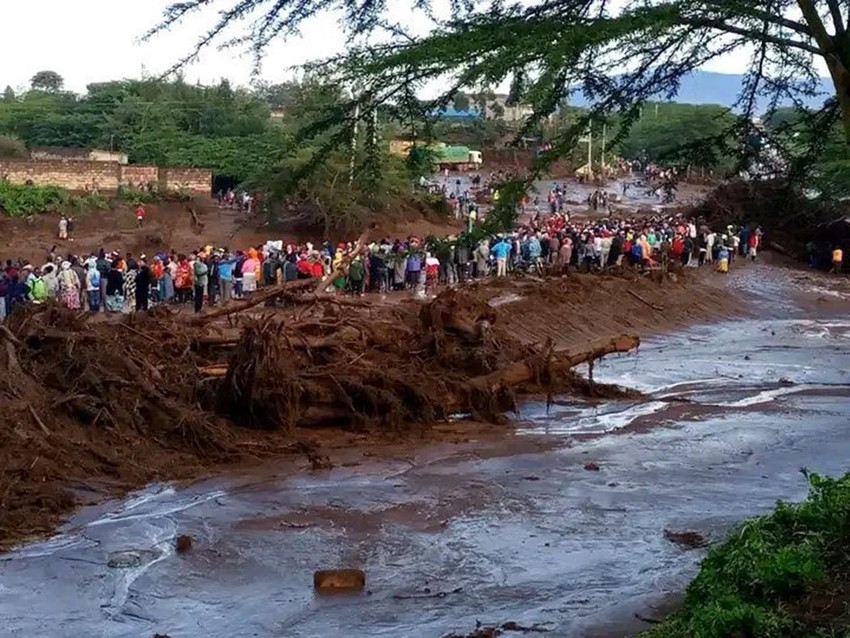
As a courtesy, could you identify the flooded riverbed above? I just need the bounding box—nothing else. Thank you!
[2,270,849,638]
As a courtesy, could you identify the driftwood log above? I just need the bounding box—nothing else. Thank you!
[465,334,640,395]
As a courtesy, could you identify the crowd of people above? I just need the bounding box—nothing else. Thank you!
[1,206,772,322]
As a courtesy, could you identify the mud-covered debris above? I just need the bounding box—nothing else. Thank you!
[664,529,708,548]
[107,551,141,569]
[313,568,366,591]
[393,586,463,600]
[175,535,193,553]
[444,621,550,637]
[309,452,333,471]
[584,462,601,471]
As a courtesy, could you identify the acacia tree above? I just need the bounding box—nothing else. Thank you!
[30,71,64,93]
[152,0,850,218]
[153,1,848,131]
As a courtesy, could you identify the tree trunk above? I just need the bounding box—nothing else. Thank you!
[464,334,640,395]
[827,57,850,147]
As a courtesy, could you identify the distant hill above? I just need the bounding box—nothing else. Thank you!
[569,70,834,112]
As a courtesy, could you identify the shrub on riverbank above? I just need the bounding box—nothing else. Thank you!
[0,182,108,216]
[645,471,850,638]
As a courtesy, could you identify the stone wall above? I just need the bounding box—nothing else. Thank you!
[160,168,212,194]
[0,161,213,195]
[120,165,160,189]
[0,160,121,191]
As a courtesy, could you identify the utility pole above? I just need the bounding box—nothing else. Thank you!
[587,118,593,174]
[349,100,360,185]
[601,123,607,171]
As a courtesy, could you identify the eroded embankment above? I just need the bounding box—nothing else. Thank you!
[0,268,736,551]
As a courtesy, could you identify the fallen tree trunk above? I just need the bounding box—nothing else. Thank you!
[466,333,640,394]
[315,232,368,294]
[190,279,314,325]
[196,326,363,349]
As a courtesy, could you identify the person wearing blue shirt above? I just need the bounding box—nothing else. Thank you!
[527,234,542,259]
[217,254,237,302]
[492,236,511,277]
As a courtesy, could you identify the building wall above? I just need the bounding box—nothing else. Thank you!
[120,165,160,188]
[89,150,129,164]
[0,161,213,195]
[0,160,121,191]
[160,168,212,194]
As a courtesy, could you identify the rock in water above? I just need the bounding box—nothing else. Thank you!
[107,551,142,569]
[313,569,366,591]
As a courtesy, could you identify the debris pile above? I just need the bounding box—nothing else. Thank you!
[0,278,639,550]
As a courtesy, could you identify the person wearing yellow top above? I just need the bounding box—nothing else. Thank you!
[833,247,844,273]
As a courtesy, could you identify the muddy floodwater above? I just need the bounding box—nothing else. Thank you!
[2,268,849,638]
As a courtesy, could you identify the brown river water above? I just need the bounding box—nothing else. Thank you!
[1,264,849,637]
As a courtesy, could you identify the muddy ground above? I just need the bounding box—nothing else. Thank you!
[0,261,847,638]
[0,260,743,554]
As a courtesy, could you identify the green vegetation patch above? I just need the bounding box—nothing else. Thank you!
[0,182,107,217]
[645,471,850,638]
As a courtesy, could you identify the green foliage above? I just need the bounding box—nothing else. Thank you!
[452,92,471,112]
[0,182,69,216]
[0,134,28,159]
[0,182,109,217]
[30,70,64,93]
[72,192,110,213]
[406,145,440,179]
[644,471,850,638]
[152,0,850,212]
[617,102,739,172]
[116,186,161,206]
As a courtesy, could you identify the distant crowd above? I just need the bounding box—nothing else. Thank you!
[1,204,778,322]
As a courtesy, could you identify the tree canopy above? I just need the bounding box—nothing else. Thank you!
[154,0,850,186]
[30,71,64,93]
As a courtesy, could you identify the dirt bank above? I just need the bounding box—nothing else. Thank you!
[0,199,462,266]
[0,266,741,552]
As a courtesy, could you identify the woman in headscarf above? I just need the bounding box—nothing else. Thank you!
[58,261,81,309]
[85,258,101,312]
[161,256,175,302]
[241,247,260,293]
[123,262,137,313]
[104,261,125,313]
[174,254,192,303]
[41,263,60,301]
[135,259,151,311]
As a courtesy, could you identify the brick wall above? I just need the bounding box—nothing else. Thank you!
[0,160,121,191]
[120,165,160,189]
[160,168,212,195]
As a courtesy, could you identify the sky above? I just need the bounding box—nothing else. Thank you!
[1,0,348,93]
[0,0,824,94]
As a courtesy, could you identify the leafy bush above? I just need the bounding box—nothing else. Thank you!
[0,181,69,216]
[0,182,108,216]
[72,192,109,212]
[645,471,850,638]
[116,186,161,205]
[0,134,27,159]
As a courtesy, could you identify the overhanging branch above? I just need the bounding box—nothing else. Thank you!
[683,17,823,55]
